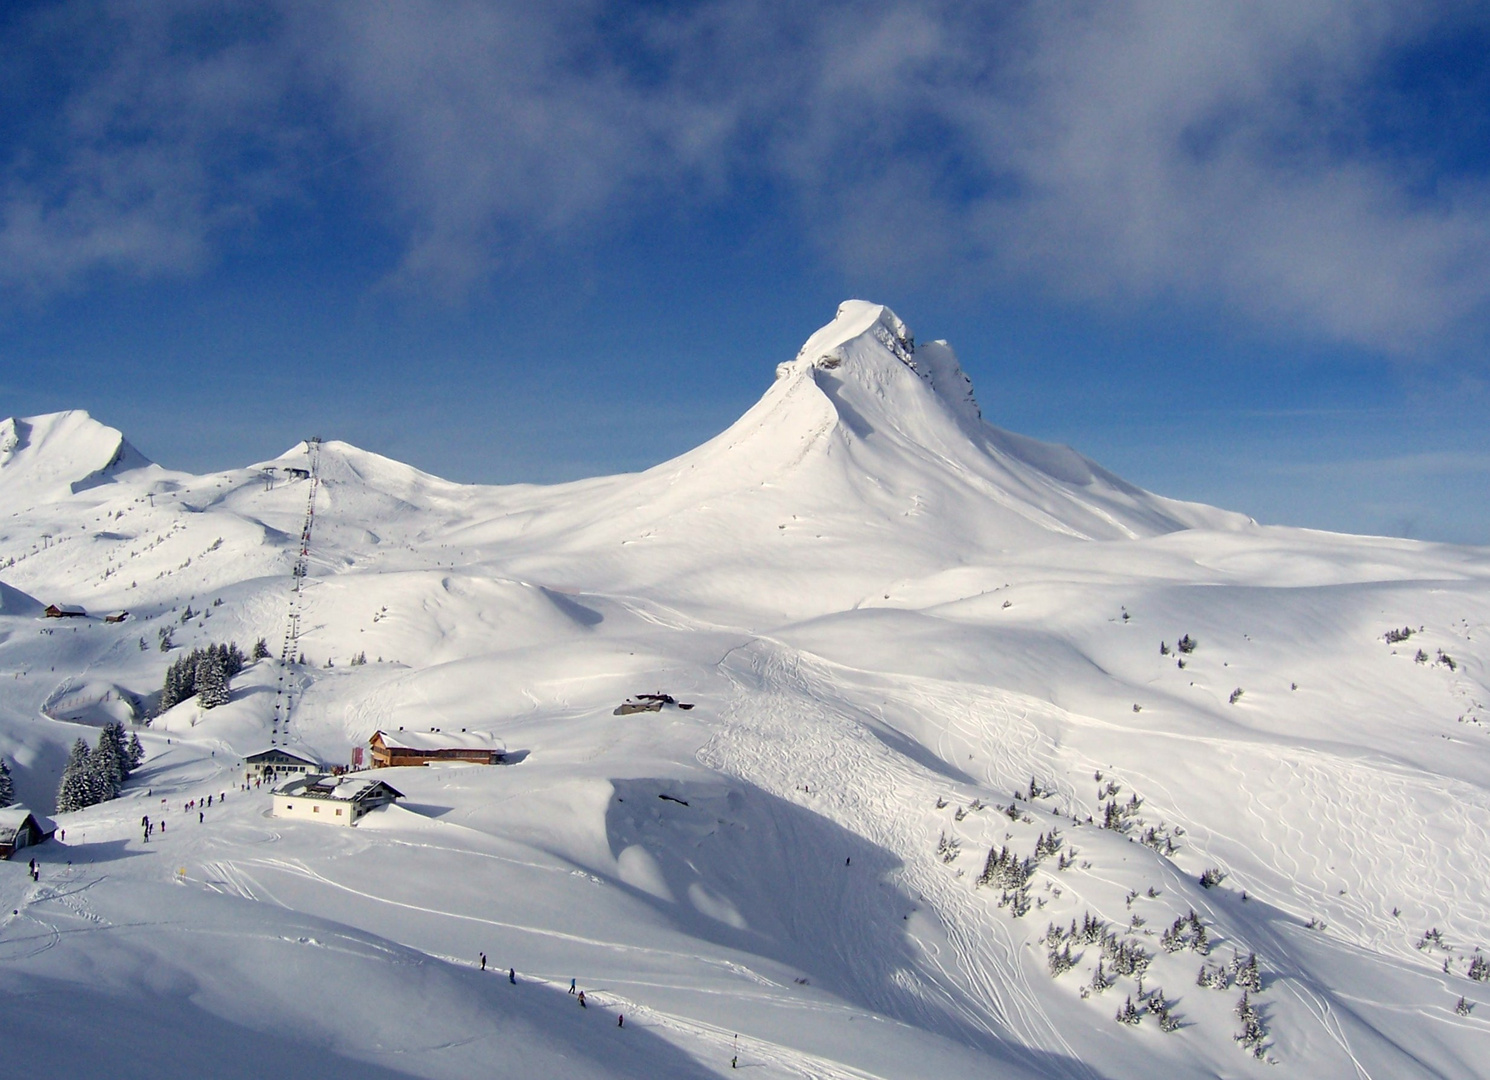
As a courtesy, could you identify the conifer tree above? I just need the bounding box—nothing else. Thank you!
[0,757,14,808]
[196,652,230,709]
[89,727,126,800]
[1236,952,1262,992]
[126,733,145,772]
[56,738,95,812]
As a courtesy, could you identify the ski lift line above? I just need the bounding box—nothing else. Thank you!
[270,438,322,744]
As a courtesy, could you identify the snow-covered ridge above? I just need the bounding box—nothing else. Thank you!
[0,409,152,504]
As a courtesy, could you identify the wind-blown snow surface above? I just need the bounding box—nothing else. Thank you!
[2,302,1488,1079]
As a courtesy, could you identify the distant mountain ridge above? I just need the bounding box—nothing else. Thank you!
[4,304,1242,545]
[1,304,1254,624]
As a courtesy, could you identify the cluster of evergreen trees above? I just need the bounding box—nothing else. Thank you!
[978,843,1035,891]
[1146,989,1182,1032]
[1160,910,1211,954]
[56,722,145,812]
[1234,990,1268,1057]
[159,642,246,711]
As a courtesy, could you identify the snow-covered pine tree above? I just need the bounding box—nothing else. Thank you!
[127,732,145,772]
[1047,943,1075,976]
[56,738,95,812]
[1090,958,1114,993]
[196,651,230,709]
[1234,991,1267,1058]
[252,637,270,661]
[88,728,126,801]
[160,650,196,710]
[104,722,131,776]
[215,641,245,679]
[1236,952,1262,992]
[0,757,14,807]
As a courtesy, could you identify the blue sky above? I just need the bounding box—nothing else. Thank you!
[2,1,1489,543]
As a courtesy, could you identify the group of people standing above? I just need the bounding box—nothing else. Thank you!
[477,957,624,1028]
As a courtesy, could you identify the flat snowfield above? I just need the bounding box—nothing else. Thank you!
[1,302,1487,1078]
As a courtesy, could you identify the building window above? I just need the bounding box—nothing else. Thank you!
[335,808,342,816]
[313,806,319,813]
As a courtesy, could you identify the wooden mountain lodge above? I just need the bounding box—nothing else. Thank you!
[369,729,505,769]
[43,604,86,618]
[0,807,57,859]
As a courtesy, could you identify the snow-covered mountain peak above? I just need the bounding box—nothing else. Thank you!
[793,299,913,363]
[788,300,980,425]
[0,409,152,504]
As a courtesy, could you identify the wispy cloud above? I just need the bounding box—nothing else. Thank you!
[4,0,1490,353]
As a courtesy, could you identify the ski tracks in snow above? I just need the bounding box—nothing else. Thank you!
[701,638,1096,1078]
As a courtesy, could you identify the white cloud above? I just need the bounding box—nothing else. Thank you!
[4,0,1490,353]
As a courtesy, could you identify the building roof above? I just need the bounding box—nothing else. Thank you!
[245,747,321,766]
[0,806,55,838]
[272,774,404,803]
[371,729,503,752]
[45,603,86,615]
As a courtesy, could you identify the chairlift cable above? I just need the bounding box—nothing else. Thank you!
[270,438,321,744]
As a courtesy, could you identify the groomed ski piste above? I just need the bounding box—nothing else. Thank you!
[1,301,1487,1078]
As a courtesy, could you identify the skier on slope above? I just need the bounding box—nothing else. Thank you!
[578,991,587,1008]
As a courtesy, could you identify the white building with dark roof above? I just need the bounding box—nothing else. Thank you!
[271,774,403,827]
[244,747,323,784]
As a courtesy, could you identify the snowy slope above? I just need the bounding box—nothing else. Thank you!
[0,303,1487,1079]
